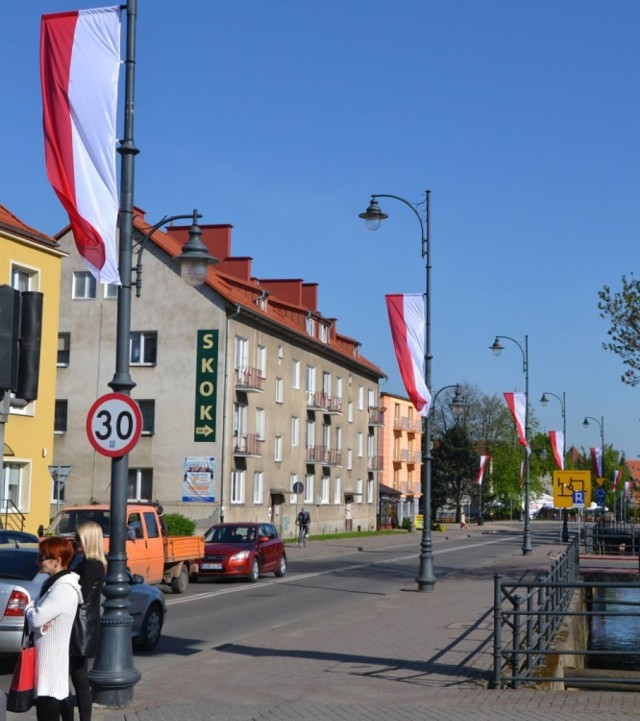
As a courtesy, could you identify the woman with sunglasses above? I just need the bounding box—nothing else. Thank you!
[61,522,107,721]
[26,536,82,721]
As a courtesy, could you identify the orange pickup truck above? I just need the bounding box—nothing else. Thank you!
[45,503,204,593]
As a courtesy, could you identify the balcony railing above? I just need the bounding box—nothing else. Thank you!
[367,455,383,471]
[306,446,342,466]
[368,408,385,426]
[398,481,421,496]
[307,390,329,411]
[325,395,343,414]
[392,416,422,433]
[233,433,262,457]
[235,366,264,392]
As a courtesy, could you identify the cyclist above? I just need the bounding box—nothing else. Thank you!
[296,507,311,547]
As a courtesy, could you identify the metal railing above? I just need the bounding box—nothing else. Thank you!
[1,500,26,532]
[493,536,640,689]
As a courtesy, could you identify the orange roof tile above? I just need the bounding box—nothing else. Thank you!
[0,204,57,247]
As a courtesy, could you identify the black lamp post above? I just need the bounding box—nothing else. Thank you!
[540,391,569,541]
[583,415,605,517]
[88,1,216,707]
[359,190,442,591]
[490,334,532,555]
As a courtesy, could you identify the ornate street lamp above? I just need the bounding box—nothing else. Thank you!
[540,391,569,541]
[490,334,532,555]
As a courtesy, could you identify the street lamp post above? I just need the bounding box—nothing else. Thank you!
[490,334,532,555]
[88,1,217,707]
[359,190,441,591]
[583,415,605,517]
[540,391,569,541]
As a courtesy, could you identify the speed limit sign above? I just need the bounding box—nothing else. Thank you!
[86,393,143,457]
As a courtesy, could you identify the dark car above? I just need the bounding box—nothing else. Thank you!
[0,545,166,653]
[0,531,40,546]
[192,522,287,583]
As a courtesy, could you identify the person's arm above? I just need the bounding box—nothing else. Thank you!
[26,582,75,632]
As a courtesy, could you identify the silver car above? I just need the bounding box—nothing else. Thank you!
[0,544,166,654]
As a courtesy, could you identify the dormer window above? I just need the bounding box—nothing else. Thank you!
[306,315,315,336]
[319,324,328,343]
[256,291,268,311]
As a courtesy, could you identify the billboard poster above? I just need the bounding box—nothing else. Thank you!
[182,456,216,502]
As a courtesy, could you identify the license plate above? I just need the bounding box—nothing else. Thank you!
[201,563,222,570]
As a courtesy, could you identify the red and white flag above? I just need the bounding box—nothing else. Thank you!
[503,392,530,456]
[624,480,631,499]
[590,447,603,478]
[40,7,121,284]
[386,294,431,416]
[612,469,621,492]
[548,430,565,470]
[477,455,490,485]
[519,460,525,488]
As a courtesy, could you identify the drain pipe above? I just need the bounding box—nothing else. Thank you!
[220,304,241,523]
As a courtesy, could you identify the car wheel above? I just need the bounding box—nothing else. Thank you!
[170,564,189,594]
[248,558,260,583]
[136,603,164,651]
[274,554,287,577]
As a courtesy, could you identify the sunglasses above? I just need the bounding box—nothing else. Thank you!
[37,554,55,563]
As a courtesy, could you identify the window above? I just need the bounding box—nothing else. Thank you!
[1,463,26,511]
[320,476,330,504]
[356,479,363,504]
[253,471,264,504]
[336,377,343,400]
[73,271,96,299]
[347,449,353,471]
[275,378,284,404]
[235,336,248,369]
[322,423,331,450]
[54,400,68,433]
[367,479,374,504]
[233,402,248,437]
[136,400,155,435]
[368,388,375,409]
[127,468,152,501]
[348,402,353,423]
[12,265,37,292]
[358,385,364,411]
[50,473,66,505]
[290,473,299,505]
[144,511,160,539]
[305,365,316,393]
[357,432,364,457]
[336,427,342,451]
[291,416,299,447]
[231,470,245,504]
[292,359,300,389]
[257,345,267,378]
[306,420,315,449]
[255,408,266,441]
[323,371,331,396]
[334,477,342,504]
[274,435,283,462]
[319,324,328,343]
[304,474,314,503]
[104,283,118,299]
[57,333,70,366]
[306,315,315,336]
[367,432,376,458]
[130,331,157,365]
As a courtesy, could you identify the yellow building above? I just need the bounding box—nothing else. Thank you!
[0,204,65,533]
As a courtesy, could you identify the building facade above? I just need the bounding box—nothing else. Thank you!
[1,204,65,533]
[53,209,385,538]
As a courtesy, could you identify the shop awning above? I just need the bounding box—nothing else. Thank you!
[379,483,402,498]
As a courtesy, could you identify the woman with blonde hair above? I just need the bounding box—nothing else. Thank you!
[26,536,82,721]
[61,522,107,721]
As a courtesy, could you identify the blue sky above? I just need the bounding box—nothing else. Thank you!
[2,1,639,460]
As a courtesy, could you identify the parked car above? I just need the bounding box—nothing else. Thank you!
[0,531,40,546]
[0,544,166,654]
[192,522,287,583]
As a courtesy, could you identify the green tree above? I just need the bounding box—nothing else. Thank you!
[598,274,640,386]
[432,424,478,522]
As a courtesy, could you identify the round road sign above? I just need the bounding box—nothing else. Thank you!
[86,393,143,457]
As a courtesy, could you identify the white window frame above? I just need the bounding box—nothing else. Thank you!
[306,420,315,449]
[357,432,364,458]
[304,474,314,504]
[130,331,157,365]
[358,385,364,411]
[291,416,299,447]
[253,471,264,504]
[336,427,343,452]
[306,315,315,336]
[231,470,245,504]
[336,377,343,400]
[255,407,266,441]
[356,479,363,504]
[127,467,153,502]
[347,449,353,471]
[290,473,299,505]
[292,359,301,389]
[334,477,342,505]
[305,365,316,393]
[275,377,284,404]
[323,371,331,396]
[1,462,28,512]
[235,336,249,369]
[320,476,330,504]
[72,271,96,299]
[348,401,353,423]
[103,283,118,299]
[319,324,328,343]
[368,388,376,409]
[367,479,374,504]
[274,435,283,462]
[257,345,267,378]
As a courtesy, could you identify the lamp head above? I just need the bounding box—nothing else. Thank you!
[490,337,504,356]
[582,417,590,429]
[358,198,388,231]
[540,393,549,407]
[174,210,218,287]
[449,385,467,420]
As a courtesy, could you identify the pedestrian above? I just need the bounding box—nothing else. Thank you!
[460,511,467,529]
[61,522,107,721]
[26,536,82,721]
[296,507,311,547]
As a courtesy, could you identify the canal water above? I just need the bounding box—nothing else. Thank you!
[589,587,640,669]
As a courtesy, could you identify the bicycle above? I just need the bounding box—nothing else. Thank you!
[297,525,309,547]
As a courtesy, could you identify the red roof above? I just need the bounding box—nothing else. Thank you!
[625,460,640,483]
[0,204,57,247]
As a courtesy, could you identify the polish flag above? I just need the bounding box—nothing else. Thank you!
[590,447,603,477]
[477,455,490,485]
[612,469,621,492]
[40,7,121,284]
[386,294,431,416]
[548,430,565,470]
[504,392,530,456]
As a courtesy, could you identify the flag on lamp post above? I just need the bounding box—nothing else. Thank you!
[477,455,490,485]
[590,447,603,478]
[612,469,621,492]
[503,392,531,456]
[385,294,431,416]
[40,6,121,285]
[548,430,565,470]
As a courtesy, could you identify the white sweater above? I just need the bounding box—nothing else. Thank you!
[26,572,83,700]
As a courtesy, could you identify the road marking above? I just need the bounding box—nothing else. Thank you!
[165,536,513,607]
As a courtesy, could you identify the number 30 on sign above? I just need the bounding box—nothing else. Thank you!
[86,393,143,457]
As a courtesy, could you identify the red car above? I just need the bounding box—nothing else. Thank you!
[192,522,287,583]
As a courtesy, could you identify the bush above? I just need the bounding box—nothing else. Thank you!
[401,517,412,530]
[164,513,196,536]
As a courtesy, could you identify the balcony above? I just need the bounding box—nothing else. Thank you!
[393,448,411,463]
[392,416,422,433]
[233,433,262,457]
[235,366,264,392]
[398,481,422,496]
[306,446,342,466]
[367,455,383,471]
[325,395,343,415]
[368,408,385,426]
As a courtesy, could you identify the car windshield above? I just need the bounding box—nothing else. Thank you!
[204,526,256,543]
[0,550,41,580]
[46,509,111,537]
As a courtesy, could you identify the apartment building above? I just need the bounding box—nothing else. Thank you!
[53,209,385,538]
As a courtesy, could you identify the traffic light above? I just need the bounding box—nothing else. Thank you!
[0,285,20,391]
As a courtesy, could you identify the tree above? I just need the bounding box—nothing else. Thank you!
[432,424,477,522]
[598,274,640,386]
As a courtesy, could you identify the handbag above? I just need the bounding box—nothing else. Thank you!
[7,631,36,713]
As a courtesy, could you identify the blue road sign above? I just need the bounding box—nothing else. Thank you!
[595,487,606,505]
[573,490,585,507]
